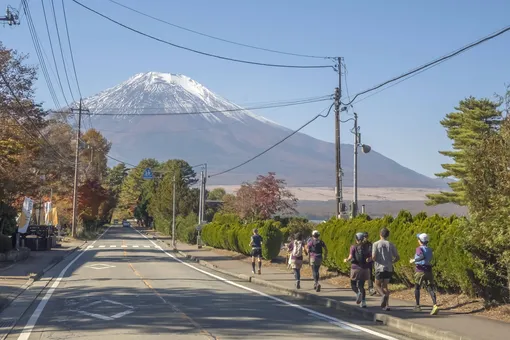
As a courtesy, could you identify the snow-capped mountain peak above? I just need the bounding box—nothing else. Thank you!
[83,71,285,127]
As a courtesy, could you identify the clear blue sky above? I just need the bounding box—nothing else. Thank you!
[2,0,509,178]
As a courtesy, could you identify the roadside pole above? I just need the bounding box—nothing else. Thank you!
[172,174,176,248]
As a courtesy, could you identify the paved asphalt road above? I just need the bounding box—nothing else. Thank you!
[6,226,412,340]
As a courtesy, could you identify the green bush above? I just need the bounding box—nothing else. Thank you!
[317,211,476,294]
[0,234,13,252]
[201,213,283,260]
[176,213,198,244]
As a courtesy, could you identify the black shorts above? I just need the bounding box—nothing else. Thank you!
[375,271,393,281]
[251,248,262,258]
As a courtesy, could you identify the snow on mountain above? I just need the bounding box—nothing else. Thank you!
[83,72,285,128]
[83,72,447,189]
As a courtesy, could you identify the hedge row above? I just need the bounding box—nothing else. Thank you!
[201,213,283,260]
[317,211,477,295]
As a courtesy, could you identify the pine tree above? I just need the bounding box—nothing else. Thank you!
[426,97,503,206]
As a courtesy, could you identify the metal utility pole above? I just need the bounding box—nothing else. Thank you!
[202,163,207,223]
[71,100,88,238]
[198,170,204,224]
[172,174,176,248]
[334,57,344,218]
[352,112,359,218]
[1,6,20,26]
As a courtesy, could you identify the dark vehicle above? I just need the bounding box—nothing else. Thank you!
[122,219,130,227]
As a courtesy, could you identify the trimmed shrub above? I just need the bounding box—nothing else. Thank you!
[201,213,283,260]
[318,212,475,294]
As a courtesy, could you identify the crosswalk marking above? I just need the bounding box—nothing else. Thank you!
[86,244,156,249]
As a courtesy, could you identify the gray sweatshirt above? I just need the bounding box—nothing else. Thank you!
[372,239,400,272]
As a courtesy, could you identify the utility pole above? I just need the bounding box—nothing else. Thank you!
[172,174,176,248]
[202,163,207,223]
[198,170,204,224]
[334,57,344,219]
[71,99,88,238]
[352,112,359,218]
[0,6,20,26]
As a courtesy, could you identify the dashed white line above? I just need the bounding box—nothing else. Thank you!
[110,245,117,248]
[144,245,150,248]
[132,245,139,248]
[17,227,111,340]
[121,245,128,248]
[99,245,105,248]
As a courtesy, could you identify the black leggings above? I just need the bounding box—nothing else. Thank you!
[351,280,366,300]
[415,283,437,305]
[312,263,320,284]
[293,268,301,281]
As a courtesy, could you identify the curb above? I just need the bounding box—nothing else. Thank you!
[161,240,472,340]
[0,241,86,314]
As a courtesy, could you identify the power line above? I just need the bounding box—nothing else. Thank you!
[50,0,76,103]
[61,0,82,99]
[209,103,335,178]
[106,154,136,168]
[22,0,63,111]
[106,0,331,60]
[61,96,332,116]
[70,0,333,70]
[40,0,69,106]
[342,24,510,106]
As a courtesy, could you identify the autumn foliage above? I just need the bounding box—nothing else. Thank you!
[222,172,297,221]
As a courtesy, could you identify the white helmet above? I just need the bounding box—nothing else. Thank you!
[417,233,429,243]
[312,230,320,237]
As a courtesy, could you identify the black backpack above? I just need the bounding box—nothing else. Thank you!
[309,239,323,255]
[354,243,368,265]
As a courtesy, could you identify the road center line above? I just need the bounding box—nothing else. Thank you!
[132,227,398,340]
[122,240,216,339]
[17,227,112,340]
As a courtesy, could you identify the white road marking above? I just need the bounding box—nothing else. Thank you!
[121,245,128,248]
[17,227,111,340]
[132,227,399,340]
[132,245,139,248]
[144,245,150,248]
[86,264,116,270]
[86,246,94,249]
[76,310,113,321]
[110,245,117,248]
[99,245,105,248]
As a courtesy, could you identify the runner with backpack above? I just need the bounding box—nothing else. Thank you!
[306,230,328,292]
[410,233,439,315]
[344,232,372,308]
[287,232,306,289]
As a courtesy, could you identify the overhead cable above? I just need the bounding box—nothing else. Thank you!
[208,103,335,178]
[71,0,333,70]
[343,24,510,106]
[61,96,332,116]
[106,0,331,60]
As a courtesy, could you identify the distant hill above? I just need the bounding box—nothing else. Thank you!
[85,72,449,189]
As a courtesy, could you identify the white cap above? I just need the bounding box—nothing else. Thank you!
[312,230,320,236]
[417,233,429,243]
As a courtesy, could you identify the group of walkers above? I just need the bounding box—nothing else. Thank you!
[249,227,439,315]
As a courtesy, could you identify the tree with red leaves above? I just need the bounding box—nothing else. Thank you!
[223,172,297,221]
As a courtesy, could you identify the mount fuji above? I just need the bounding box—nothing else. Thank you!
[83,72,444,188]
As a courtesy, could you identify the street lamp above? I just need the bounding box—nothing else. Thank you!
[342,113,371,218]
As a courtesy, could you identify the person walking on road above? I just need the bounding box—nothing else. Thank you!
[344,232,372,308]
[410,233,439,315]
[363,232,377,296]
[288,232,306,289]
[372,227,400,311]
[307,230,328,292]
[249,228,263,275]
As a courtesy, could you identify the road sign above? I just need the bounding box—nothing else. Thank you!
[142,168,153,180]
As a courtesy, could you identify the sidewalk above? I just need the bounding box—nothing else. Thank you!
[0,239,85,312]
[146,230,509,340]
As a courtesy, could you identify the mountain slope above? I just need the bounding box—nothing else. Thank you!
[85,72,446,189]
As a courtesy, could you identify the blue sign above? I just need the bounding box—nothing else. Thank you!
[142,168,153,180]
